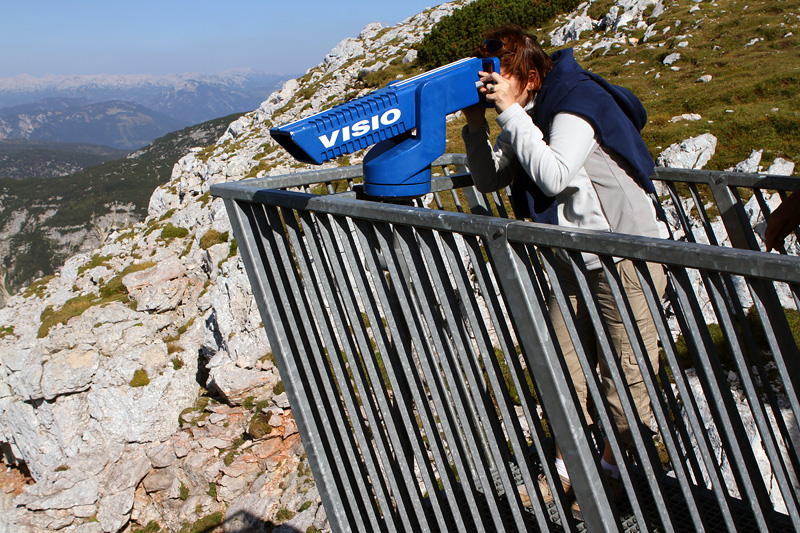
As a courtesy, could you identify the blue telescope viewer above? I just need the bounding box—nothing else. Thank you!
[269,56,500,198]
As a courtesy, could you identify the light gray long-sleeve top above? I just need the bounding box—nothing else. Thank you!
[462,102,664,269]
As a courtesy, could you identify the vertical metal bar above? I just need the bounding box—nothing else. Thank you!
[635,263,726,531]
[748,278,800,429]
[315,213,425,532]
[705,272,800,524]
[421,228,537,531]
[666,182,697,243]
[373,223,481,532]
[225,199,356,532]
[334,215,437,531]
[567,252,675,532]
[688,183,720,246]
[669,265,771,531]
[648,191,677,241]
[631,260,718,532]
[706,176,760,250]
[272,206,389,533]
[661,272,742,531]
[465,236,573,532]
[393,224,507,531]
[698,271,779,528]
[485,226,620,532]
[353,219,454,531]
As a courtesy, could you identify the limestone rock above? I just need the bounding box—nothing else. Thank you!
[656,133,717,169]
[767,158,795,176]
[41,347,100,400]
[730,149,763,173]
[669,113,701,123]
[123,254,188,312]
[97,490,135,532]
[550,15,595,46]
[16,476,99,511]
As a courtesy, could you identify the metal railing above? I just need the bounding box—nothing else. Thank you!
[211,154,800,532]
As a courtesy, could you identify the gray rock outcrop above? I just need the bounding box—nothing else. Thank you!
[0,2,473,532]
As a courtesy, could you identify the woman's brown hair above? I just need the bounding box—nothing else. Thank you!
[475,24,553,104]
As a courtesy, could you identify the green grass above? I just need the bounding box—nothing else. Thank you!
[544,0,800,170]
[181,512,223,533]
[199,229,229,250]
[439,0,800,173]
[159,224,189,242]
[129,369,150,388]
[39,295,99,338]
[36,259,156,337]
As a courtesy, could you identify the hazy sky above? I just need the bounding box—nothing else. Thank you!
[1,0,444,78]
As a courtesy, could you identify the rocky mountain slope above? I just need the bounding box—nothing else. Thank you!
[0,3,474,532]
[0,70,291,126]
[0,0,796,532]
[0,113,242,305]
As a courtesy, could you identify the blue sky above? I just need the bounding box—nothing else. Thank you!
[1,1,443,78]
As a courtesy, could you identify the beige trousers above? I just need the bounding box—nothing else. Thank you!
[548,258,668,447]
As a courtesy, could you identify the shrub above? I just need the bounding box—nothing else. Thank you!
[415,0,581,68]
[199,229,229,250]
[129,369,150,387]
[159,224,189,242]
[248,413,273,439]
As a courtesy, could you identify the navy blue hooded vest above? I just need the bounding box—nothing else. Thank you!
[511,48,656,223]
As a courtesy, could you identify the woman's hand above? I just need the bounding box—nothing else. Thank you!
[462,103,487,133]
[478,70,518,114]
[462,69,523,132]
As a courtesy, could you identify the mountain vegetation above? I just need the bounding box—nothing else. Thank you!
[419,0,798,171]
[415,0,583,66]
[0,112,243,299]
[0,139,127,179]
[560,0,800,171]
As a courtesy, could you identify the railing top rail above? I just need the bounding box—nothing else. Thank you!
[652,166,800,190]
[212,177,800,285]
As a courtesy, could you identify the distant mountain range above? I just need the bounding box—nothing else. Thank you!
[0,70,293,150]
[0,98,188,150]
[0,70,293,124]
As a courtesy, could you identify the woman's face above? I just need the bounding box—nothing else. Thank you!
[501,69,533,107]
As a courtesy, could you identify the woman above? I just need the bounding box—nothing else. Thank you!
[461,24,667,508]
